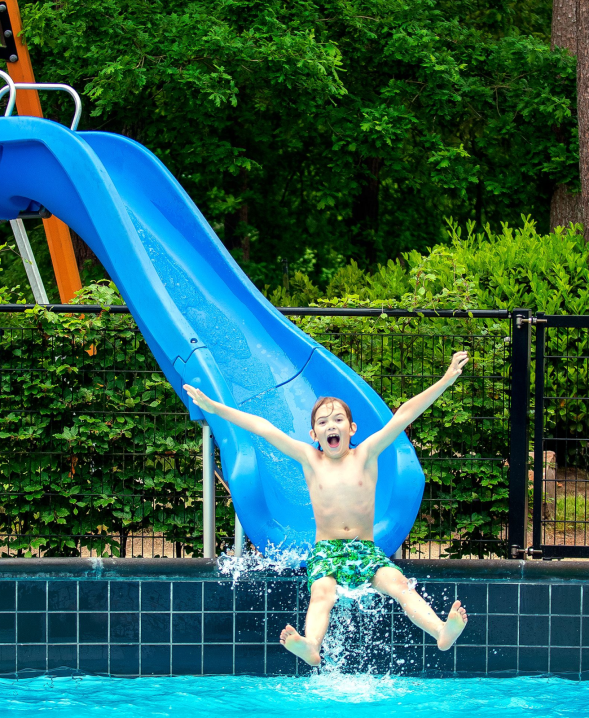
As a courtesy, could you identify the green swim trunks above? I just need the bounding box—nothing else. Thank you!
[306,538,403,591]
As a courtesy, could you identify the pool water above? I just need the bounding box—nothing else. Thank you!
[0,674,586,717]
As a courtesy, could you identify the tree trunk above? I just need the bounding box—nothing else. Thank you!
[578,2,589,241]
[70,229,106,276]
[549,0,584,233]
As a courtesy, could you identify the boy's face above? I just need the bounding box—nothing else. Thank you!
[310,401,357,457]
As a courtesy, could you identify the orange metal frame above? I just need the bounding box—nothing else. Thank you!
[4,0,82,302]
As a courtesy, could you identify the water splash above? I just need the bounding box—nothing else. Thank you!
[217,543,310,584]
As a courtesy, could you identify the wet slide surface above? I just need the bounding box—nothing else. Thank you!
[0,116,424,555]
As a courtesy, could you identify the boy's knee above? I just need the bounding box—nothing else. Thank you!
[310,583,337,608]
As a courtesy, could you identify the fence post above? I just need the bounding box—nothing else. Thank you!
[234,514,245,557]
[202,421,216,558]
[508,308,532,558]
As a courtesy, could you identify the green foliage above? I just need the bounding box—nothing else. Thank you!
[12,0,574,288]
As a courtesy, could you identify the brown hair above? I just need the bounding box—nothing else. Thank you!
[311,396,353,428]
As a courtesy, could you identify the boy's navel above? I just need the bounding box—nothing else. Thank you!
[358,481,363,485]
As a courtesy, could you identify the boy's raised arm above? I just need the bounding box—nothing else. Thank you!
[360,351,469,460]
[183,385,314,466]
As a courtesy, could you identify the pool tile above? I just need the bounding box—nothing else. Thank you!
[235,644,264,675]
[424,645,454,674]
[551,585,582,615]
[456,646,486,673]
[370,613,392,646]
[110,645,139,675]
[457,582,487,615]
[172,613,202,643]
[79,613,108,643]
[583,589,589,616]
[266,644,296,675]
[487,646,517,673]
[393,614,424,645]
[173,583,202,612]
[299,588,310,613]
[582,648,589,673]
[235,582,265,612]
[583,618,589,646]
[110,613,139,643]
[17,613,45,643]
[455,612,486,646]
[520,584,549,615]
[267,612,297,643]
[420,583,456,614]
[48,644,77,670]
[141,645,171,675]
[488,584,518,614]
[79,582,108,611]
[142,613,170,643]
[235,612,265,643]
[141,582,170,611]
[17,644,46,671]
[0,614,15,643]
[550,647,581,674]
[0,645,16,674]
[519,615,549,646]
[519,647,548,673]
[0,582,15,611]
[550,615,581,646]
[79,644,108,674]
[48,613,76,643]
[48,582,77,612]
[204,613,233,643]
[391,643,423,674]
[203,644,233,674]
[267,581,297,612]
[488,614,517,645]
[110,582,139,611]
[17,582,46,611]
[173,645,202,675]
[363,645,392,675]
[204,582,234,612]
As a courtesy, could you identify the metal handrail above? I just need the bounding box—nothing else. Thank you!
[0,81,82,130]
[0,70,17,118]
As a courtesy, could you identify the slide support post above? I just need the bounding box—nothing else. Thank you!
[202,421,216,558]
[10,219,49,304]
[234,514,245,557]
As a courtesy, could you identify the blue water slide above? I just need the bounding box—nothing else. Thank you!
[0,115,425,556]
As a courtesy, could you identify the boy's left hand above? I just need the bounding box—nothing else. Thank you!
[445,351,469,385]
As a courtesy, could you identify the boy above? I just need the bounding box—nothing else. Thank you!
[183,350,468,666]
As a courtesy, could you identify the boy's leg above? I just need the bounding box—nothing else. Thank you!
[371,567,467,651]
[280,576,337,666]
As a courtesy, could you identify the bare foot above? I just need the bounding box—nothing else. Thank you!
[437,600,468,651]
[279,624,321,666]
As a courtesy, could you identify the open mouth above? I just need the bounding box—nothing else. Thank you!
[327,433,340,448]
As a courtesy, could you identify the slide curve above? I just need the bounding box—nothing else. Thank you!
[0,116,425,556]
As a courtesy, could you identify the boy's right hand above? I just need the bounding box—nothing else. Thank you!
[183,385,217,413]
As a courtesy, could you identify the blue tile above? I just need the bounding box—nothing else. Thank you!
[79,614,108,643]
[551,616,581,647]
[424,645,454,674]
[487,646,517,673]
[235,613,265,643]
[204,613,233,643]
[393,614,424,645]
[519,647,548,673]
[142,613,170,643]
[110,613,139,643]
[17,644,46,671]
[79,583,108,611]
[0,582,15,611]
[488,584,518,614]
[204,582,233,612]
[110,582,139,611]
[235,582,264,612]
[550,647,581,674]
[110,645,139,675]
[456,646,486,673]
[455,613,486,646]
[520,615,549,646]
[552,585,582,616]
[457,583,487,615]
[267,612,297,643]
[391,644,423,675]
[203,644,233,674]
[488,614,517,646]
[520,585,549,615]
[173,645,201,675]
[235,645,264,675]
[48,644,77,670]
[17,613,45,643]
[79,645,108,674]
[0,645,16,674]
[583,618,589,646]
[141,645,171,676]
[141,582,170,612]
[362,643,392,675]
[48,613,76,643]
[48,582,77,612]
[583,648,589,673]
[584,589,589,616]
[0,614,15,644]
[266,644,295,676]
[420,583,456,615]
[267,581,297,612]
[172,614,202,644]
[17,582,46,611]
[173,583,202,612]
